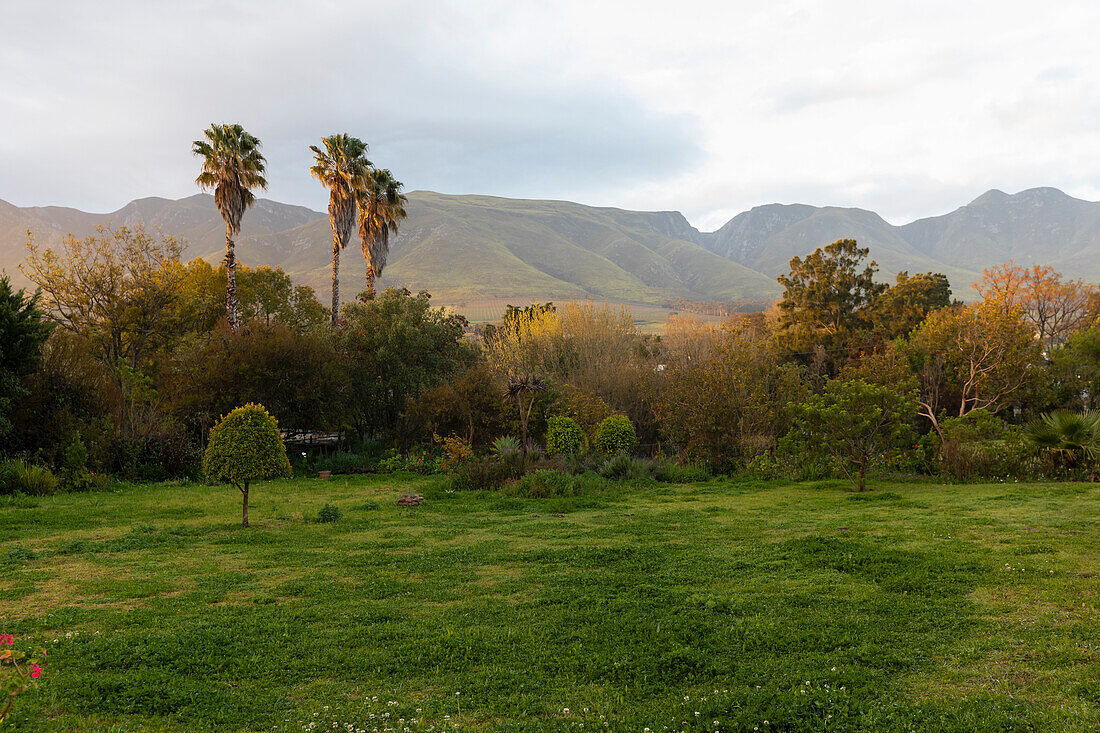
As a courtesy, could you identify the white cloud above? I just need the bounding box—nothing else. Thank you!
[2,0,1100,228]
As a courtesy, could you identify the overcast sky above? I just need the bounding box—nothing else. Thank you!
[3,0,1100,230]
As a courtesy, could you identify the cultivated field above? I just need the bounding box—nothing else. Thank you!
[440,298,729,333]
[0,476,1097,731]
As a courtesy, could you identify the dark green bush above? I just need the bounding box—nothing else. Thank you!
[593,414,637,455]
[314,453,364,475]
[317,503,343,523]
[545,415,586,456]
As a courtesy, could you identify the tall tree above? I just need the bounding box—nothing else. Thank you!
[357,168,407,292]
[775,239,886,357]
[310,134,370,325]
[868,271,954,338]
[0,275,53,439]
[192,123,267,330]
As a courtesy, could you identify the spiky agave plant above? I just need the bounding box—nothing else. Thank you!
[192,123,267,329]
[357,167,407,293]
[1025,409,1100,469]
[490,436,521,462]
[310,134,370,325]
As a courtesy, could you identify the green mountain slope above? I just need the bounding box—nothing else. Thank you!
[0,191,778,305]
[3,187,1098,307]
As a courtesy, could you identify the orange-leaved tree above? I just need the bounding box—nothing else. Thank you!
[974,262,1095,350]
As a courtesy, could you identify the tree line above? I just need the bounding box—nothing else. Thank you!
[2,168,1099,491]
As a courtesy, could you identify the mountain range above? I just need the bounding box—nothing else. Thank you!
[2,186,1098,307]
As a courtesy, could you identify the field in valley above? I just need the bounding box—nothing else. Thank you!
[0,475,1097,731]
[441,298,730,333]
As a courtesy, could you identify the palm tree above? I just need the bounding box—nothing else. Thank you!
[192,124,267,329]
[309,134,370,326]
[1026,409,1100,469]
[357,168,407,293]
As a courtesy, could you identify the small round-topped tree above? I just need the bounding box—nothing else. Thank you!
[203,403,292,526]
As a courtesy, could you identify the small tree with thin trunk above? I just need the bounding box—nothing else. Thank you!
[787,378,917,491]
[505,374,546,457]
[203,403,291,526]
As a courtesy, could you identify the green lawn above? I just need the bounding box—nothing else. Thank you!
[0,475,1097,731]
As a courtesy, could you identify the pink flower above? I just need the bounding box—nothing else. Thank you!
[30,664,42,679]
[0,634,12,645]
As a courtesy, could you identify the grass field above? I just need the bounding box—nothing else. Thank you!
[1,475,1097,731]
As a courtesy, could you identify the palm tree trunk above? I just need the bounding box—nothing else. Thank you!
[330,239,340,327]
[366,266,375,293]
[225,228,239,330]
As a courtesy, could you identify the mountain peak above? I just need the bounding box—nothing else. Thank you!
[969,186,1075,208]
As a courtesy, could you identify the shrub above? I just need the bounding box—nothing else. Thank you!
[545,416,586,456]
[314,453,364,475]
[317,503,343,523]
[439,434,474,472]
[491,435,521,461]
[402,453,439,475]
[654,460,711,483]
[377,451,405,473]
[786,378,918,491]
[448,457,516,491]
[513,469,578,498]
[202,403,292,527]
[598,454,655,481]
[58,432,89,489]
[593,414,637,456]
[0,461,59,496]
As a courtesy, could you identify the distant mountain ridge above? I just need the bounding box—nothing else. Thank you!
[2,187,1098,305]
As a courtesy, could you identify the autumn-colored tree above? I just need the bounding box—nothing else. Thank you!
[172,260,328,334]
[23,225,184,378]
[974,262,1095,349]
[483,302,563,379]
[909,301,1042,437]
[483,301,657,437]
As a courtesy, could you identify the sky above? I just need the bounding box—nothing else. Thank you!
[3,0,1100,230]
